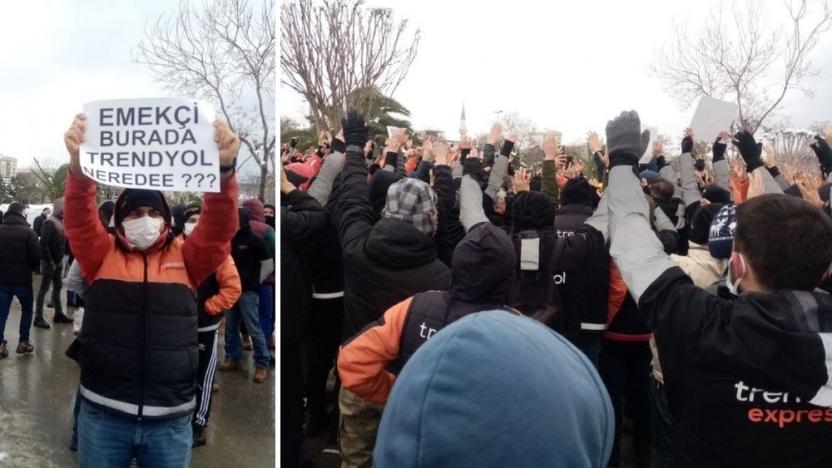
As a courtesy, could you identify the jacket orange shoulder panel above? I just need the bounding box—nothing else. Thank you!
[94,236,192,288]
[204,255,242,315]
[337,297,412,406]
[607,260,628,324]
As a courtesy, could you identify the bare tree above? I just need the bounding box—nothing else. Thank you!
[281,0,420,131]
[135,0,275,201]
[651,0,832,133]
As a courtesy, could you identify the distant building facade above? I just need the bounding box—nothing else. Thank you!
[0,155,17,182]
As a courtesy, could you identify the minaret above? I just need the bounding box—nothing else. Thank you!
[459,103,467,139]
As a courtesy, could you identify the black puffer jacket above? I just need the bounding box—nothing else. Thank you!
[329,145,451,343]
[0,212,41,285]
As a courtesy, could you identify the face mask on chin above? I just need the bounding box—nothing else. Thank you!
[122,216,164,251]
[726,253,746,296]
[183,221,197,237]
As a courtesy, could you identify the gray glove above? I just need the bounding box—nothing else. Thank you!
[606,110,650,169]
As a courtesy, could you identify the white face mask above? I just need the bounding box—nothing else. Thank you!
[726,253,746,296]
[183,221,197,237]
[122,216,164,251]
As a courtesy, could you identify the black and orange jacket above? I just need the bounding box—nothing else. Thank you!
[65,172,238,420]
[338,222,518,406]
[196,254,241,332]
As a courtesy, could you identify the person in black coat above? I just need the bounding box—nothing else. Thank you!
[33,207,50,236]
[219,209,272,382]
[327,112,451,468]
[35,198,71,328]
[280,168,331,468]
[0,202,41,357]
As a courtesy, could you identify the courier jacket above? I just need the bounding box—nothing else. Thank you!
[338,292,516,406]
[64,172,238,420]
[196,255,241,333]
[606,164,832,467]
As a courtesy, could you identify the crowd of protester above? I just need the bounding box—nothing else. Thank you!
[281,107,832,468]
[0,114,276,467]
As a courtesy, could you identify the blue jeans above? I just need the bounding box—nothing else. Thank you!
[77,399,192,468]
[0,284,34,343]
[258,283,274,347]
[225,290,270,367]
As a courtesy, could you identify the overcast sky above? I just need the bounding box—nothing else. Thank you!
[278,0,832,145]
[1,0,269,174]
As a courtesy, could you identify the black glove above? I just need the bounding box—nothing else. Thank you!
[681,134,694,154]
[341,111,368,148]
[331,137,346,154]
[733,130,763,172]
[811,135,832,174]
[500,139,515,157]
[656,155,668,171]
[712,137,727,162]
[605,110,649,169]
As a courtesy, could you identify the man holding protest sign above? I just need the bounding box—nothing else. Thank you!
[63,109,240,468]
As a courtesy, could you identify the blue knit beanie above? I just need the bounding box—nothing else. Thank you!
[708,204,736,259]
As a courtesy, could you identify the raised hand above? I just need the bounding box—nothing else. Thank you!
[505,131,518,143]
[280,164,296,194]
[745,169,765,200]
[433,142,451,166]
[421,140,435,162]
[319,129,332,145]
[514,167,531,192]
[732,130,763,172]
[605,110,648,169]
[795,171,823,204]
[652,139,663,156]
[587,131,604,154]
[487,122,503,146]
[214,119,241,169]
[543,132,559,160]
[342,111,369,147]
[64,113,87,174]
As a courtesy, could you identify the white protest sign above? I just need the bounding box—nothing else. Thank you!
[689,96,738,144]
[639,126,659,165]
[386,126,401,137]
[80,97,219,192]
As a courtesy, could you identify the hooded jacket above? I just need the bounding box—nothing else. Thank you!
[508,191,608,339]
[65,172,238,420]
[606,163,832,467]
[242,198,275,285]
[554,203,610,335]
[373,311,614,468]
[232,210,271,292]
[337,223,516,405]
[0,211,41,286]
[328,145,451,343]
[40,198,65,264]
[282,188,344,297]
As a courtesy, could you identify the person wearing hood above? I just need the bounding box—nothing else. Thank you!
[498,144,610,353]
[0,202,41,358]
[374,310,615,468]
[552,176,609,365]
[263,203,275,228]
[178,203,241,447]
[63,114,240,467]
[337,199,517,406]
[170,203,187,237]
[327,112,450,468]
[218,208,271,383]
[34,197,71,328]
[604,110,832,467]
[242,198,276,351]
